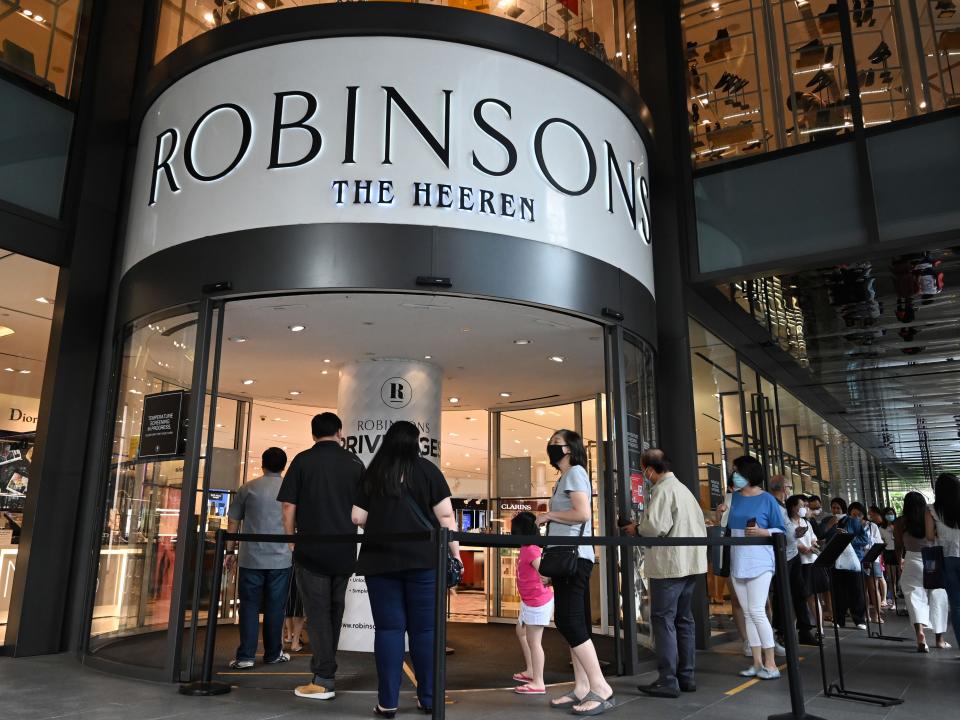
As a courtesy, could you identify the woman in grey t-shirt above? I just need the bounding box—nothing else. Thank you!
[535,429,613,715]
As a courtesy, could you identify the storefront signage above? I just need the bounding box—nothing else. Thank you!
[0,394,40,433]
[500,499,535,513]
[138,391,188,458]
[125,37,654,296]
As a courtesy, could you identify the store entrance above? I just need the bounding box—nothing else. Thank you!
[201,292,611,633]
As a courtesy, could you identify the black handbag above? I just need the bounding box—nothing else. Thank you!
[922,545,946,590]
[404,492,463,588]
[538,522,586,579]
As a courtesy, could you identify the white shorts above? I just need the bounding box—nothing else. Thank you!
[519,599,554,627]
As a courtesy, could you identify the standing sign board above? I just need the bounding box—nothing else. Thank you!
[138,391,189,457]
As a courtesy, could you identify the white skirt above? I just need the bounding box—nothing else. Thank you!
[901,551,949,633]
[519,599,554,627]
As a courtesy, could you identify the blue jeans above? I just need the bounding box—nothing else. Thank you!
[943,557,960,648]
[365,568,437,710]
[236,566,292,662]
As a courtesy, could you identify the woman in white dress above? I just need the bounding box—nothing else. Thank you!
[895,492,950,652]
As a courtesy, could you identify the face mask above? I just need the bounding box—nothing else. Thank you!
[833,512,843,519]
[798,507,808,518]
[885,514,895,522]
[731,472,749,490]
[546,444,567,468]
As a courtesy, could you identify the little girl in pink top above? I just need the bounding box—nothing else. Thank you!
[511,511,554,695]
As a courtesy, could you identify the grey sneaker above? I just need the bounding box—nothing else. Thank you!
[229,659,254,670]
[739,666,759,677]
[266,652,291,664]
[757,667,781,680]
[742,640,752,657]
[774,641,786,656]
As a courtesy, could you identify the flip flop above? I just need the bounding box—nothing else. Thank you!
[514,684,546,695]
[549,693,585,709]
[512,672,533,683]
[572,691,616,716]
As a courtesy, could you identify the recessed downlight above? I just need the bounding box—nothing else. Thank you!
[424,355,432,359]
[321,370,329,375]
[323,358,331,364]
[288,325,306,332]
[289,390,301,396]
[228,336,247,343]
[17,369,29,374]
[35,296,52,304]
[448,397,460,404]
[0,326,14,338]
[500,392,512,398]
[513,339,532,345]
[3,368,13,372]
[242,379,255,385]
[548,355,565,363]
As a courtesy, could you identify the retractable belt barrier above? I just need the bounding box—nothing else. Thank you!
[180,529,823,720]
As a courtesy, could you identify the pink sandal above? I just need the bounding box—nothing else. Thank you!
[512,672,533,683]
[514,684,546,695]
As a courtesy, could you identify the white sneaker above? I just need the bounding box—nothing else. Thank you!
[739,666,759,677]
[266,652,291,664]
[742,640,752,657]
[228,659,254,670]
[295,682,336,700]
[856,623,868,630]
[757,667,781,680]
[774,641,786,656]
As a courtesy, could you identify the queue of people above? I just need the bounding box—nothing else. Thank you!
[223,409,960,716]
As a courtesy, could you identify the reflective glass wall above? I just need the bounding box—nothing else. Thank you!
[154,0,640,88]
[0,0,84,97]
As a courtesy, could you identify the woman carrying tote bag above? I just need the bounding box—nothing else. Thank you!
[535,429,614,716]
[926,473,960,652]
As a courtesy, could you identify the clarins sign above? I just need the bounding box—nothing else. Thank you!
[125,37,654,295]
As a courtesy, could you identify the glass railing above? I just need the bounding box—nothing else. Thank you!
[0,0,83,98]
[155,0,639,88]
[683,0,960,167]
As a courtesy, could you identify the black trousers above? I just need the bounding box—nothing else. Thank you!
[552,558,594,648]
[297,565,350,681]
[788,556,815,633]
[831,569,866,626]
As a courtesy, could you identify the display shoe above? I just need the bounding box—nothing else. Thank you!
[731,77,750,93]
[818,3,841,34]
[716,27,732,52]
[864,0,876,25]
[714,71,734,90]
[854,0,864,26]
[937,0,957,18]
[687,41,699,59]
[880,70,893,84]
[823,44,834,65]
[869,41,892,64]
[857,69,875,87]
[691,103,700,122]
[807,70,834,92]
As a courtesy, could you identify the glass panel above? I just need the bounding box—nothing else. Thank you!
[0,76,72,217]
[495,403,575,619]
[0,0,83,97]
[0,253,58,643]
[88,311,198,668]
[153,0,640,88]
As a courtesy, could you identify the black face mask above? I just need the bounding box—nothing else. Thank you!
[546,444,567,468]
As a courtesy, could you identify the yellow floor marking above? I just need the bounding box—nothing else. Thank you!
[403,662,418,686]
[724,656,803,696]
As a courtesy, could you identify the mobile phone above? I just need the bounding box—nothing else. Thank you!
[746,517,757,528]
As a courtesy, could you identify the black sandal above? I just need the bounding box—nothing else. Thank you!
[550,693,585,709]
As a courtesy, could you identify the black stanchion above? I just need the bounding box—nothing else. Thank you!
[768,533,826,720]
[179,529,232,696]
[861,544,904,643]
[432,527,449,720]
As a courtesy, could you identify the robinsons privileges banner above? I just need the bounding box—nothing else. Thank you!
[124,36,654,296]
[336,359,443,652]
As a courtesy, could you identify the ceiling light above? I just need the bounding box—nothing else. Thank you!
[513,339,532,345]
[535,410,545,416]
[514,439,521,444]
[242,379,255,385]
[289,390,301,396]
[22,9,32,16]
[466,417,477,422]
[461,327,471,333]
[0,326,14,338]
[18,369,29,374]
[256,0,267,8]
[424,355,432,359]
[129,389,142,395]
[323,358,331,363]
[500,392,512,398]
[920,101,927,109]
[35,297,52,304]
[3,368,12,372]
[34,15,44,22]
[216,423,224,429]
[449,397,460,403]
[548,355,565,363]
[321,370,328,375]
[449,432,459,437]
[228,336,247,343]
[203,11,215,24]
[288,325,306,332]
[465,453,471,458]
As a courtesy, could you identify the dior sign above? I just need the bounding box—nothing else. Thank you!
[125,36,655,296]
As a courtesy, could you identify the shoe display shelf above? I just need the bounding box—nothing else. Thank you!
[912,0,960,109]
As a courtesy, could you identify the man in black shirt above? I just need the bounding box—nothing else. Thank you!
[278,412,364,701]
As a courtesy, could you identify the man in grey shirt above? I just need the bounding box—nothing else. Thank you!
[225,447,293,669]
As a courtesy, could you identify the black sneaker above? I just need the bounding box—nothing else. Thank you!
[637,681,680,699]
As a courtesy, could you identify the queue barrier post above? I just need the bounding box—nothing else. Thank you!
[432,527,450,720]
[179,528,231,696]
[767,532,824,720]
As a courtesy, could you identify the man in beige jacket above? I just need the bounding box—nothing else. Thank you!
[630,449,707,698]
